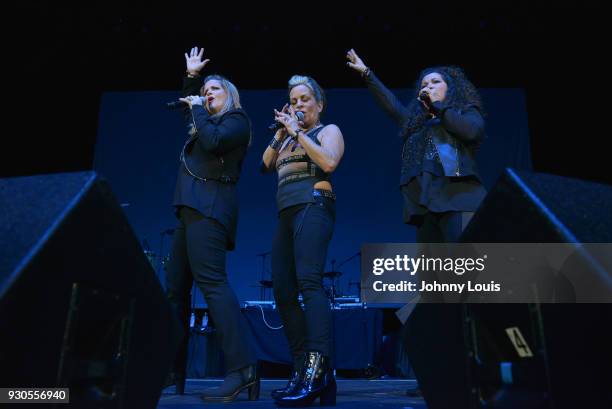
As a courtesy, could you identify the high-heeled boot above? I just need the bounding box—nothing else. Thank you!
[274,351,336,407]
[200,364,260,402]
[271,353,306,400]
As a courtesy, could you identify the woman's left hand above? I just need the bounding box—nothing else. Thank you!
[179,95,204,109]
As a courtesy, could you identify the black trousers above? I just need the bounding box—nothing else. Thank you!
[405,210,477,407]
[271,197,335,358]
[415,211,474,243]
[165,206,254,374]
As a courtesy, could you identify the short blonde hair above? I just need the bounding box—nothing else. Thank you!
[288,75,326,113]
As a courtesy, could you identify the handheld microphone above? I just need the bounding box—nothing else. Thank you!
[166,100,188,110]
[268,111,305,131]
[418,90,432,105]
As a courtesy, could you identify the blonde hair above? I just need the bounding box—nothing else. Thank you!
[200,74,242,116]
[288,75,326,113]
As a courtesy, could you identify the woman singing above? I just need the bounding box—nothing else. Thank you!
[165,46,258,402]
[261,75,344,406]
[346,50,488,408]
[346,49,486,243]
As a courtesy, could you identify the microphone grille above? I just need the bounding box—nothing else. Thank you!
[296,111,305,121]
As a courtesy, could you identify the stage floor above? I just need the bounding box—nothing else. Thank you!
[159,378,426,408]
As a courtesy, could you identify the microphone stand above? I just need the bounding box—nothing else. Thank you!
[335,251,361,297]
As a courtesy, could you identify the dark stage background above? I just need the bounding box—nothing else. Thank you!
[7,3,607,186]
[4,5,609,407]
[6,2,607,309]
[93,87,529,305]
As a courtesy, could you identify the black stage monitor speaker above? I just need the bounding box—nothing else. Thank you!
[461,168,612,243]
[405,169,612,409]
[0,171,180,409]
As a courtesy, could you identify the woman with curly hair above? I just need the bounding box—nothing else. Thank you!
[346,49,486,243]
[346,50,489,408]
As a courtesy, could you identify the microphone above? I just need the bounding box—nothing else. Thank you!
[166,100,187,110]
[166,100,188,110]
[268,111,305,131]
[418,90,432,106]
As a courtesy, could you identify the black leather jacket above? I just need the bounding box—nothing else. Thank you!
[363,70,485,185]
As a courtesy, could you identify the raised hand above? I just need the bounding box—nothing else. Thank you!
[184,47,210,76]
[346,48,368,75]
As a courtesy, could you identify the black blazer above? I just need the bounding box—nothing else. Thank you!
[172,76,251,250]
[181,77,250,182]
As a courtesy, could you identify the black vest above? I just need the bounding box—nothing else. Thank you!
[275,126,329,211]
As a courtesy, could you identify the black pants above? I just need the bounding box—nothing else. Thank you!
[271,197,335,358]
[165,206,254,374]
[405,211,477,406]
[415,211,474,243]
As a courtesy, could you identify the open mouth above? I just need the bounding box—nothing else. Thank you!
[208,97,214,103]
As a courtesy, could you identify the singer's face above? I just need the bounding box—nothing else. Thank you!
[203,80,228,114]
[289,85,322,127]
[420,72,448,103]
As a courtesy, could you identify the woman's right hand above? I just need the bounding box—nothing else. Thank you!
[178,95,204,109]
[274,103,302,138]
[346,48,368,75]
[184,46,210,76]
[273,104,292,141]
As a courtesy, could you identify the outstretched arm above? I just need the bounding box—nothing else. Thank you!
[346,48,410,125]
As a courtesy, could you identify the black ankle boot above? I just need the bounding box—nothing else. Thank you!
[271,353,305,400]
[274,351,336,407]
[200,364,260,402]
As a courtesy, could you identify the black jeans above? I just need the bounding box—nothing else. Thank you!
[415,211,474,243]
[165,206,254,374]
[271,197,335,358]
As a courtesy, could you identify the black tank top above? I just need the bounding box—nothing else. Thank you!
[275,126,329,211]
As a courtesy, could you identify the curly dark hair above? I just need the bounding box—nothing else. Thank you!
[401,66,484,137]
